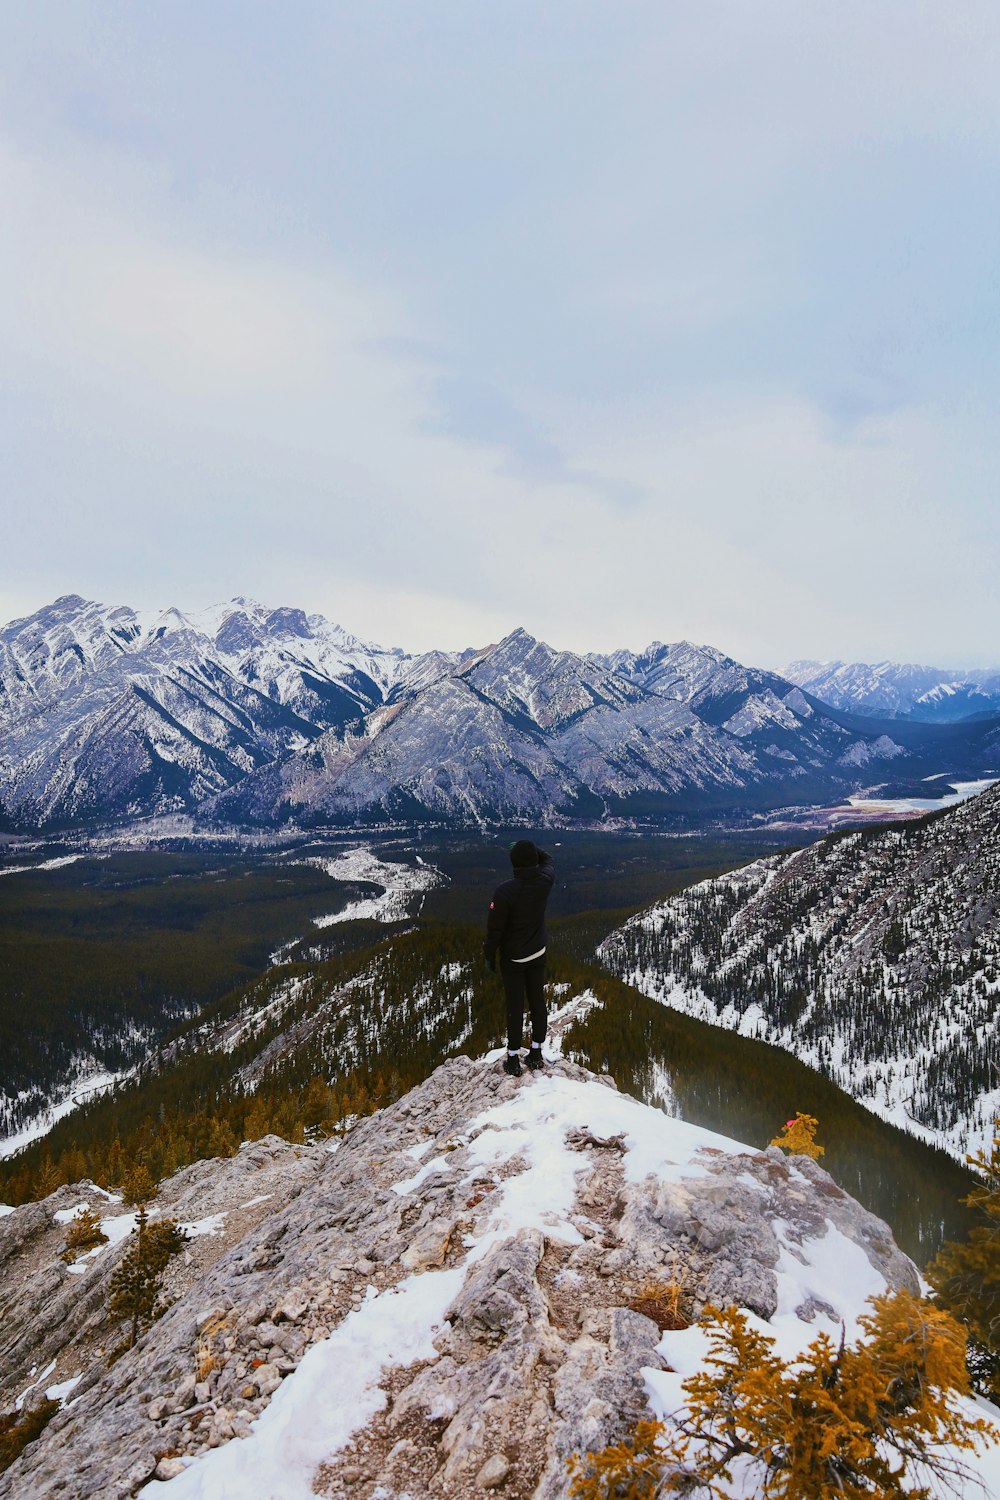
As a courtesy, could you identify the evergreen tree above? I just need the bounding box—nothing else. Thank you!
[242,1094,270,1141]
[36,1155,61,1196]
[106,1204,187,1354]
[301,1076,333,1135]
[121,1161,156,1206]
[60,1205,107,1263]
[206,1116,237,1158]
[928,1121,1000,1397]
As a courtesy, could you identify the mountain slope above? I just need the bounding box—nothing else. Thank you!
[2,900,981,1264]
[0,597,403,825]
[600,782,1000,1160]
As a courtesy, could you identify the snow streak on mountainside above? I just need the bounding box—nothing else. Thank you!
[601,783,1000,1160]
[786,658,1000,722]
[3,595,1000,829]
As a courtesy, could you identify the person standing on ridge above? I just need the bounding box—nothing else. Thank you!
[484,840,555,1077]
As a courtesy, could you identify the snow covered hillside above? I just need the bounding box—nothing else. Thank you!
[601,781,1000,1161]
[3,1054,996,1498]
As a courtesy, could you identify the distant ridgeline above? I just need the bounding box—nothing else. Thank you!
[601,782,1000,1163]
[0,918,977,1266]
[3,594,1000,829]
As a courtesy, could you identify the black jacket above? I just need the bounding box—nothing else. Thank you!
[484,849,555,963]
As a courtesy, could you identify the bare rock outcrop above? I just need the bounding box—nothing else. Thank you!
[0,1056,918,1500]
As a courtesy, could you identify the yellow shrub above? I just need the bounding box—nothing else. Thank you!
[568,1290,994,1500]
[771,1111,824,1159]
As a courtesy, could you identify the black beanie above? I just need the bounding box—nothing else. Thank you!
[510,839,538,869]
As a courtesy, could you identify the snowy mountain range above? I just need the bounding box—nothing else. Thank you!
[600,779,1000,1162]
[785,658,1000,722]
[3,595,1000,829]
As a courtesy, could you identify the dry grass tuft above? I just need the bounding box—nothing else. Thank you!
[626,1258,693,1332]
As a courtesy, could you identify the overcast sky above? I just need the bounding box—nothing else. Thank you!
[2,3,998,667]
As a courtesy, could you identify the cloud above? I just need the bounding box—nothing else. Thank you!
[0,136,645,649]
[1,3,999,669]
[0,140,386,401]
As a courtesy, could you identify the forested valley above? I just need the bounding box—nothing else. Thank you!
[0,830,980,1265]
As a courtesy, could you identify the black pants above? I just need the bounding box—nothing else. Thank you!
[500,953,547,1051]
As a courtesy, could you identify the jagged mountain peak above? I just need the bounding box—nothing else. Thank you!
[475,625,555,666]
[40,592,91,616]
[463,627,647,733]
[501,623,535,644]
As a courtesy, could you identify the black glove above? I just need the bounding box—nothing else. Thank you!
[485,953,497,973]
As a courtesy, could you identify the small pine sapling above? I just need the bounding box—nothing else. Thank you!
[771,1111,824,1159]
[60,1205,108,1263]
[106,1204,187,1356]
[121,1161,157,1206]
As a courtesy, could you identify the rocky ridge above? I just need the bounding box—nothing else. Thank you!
[1,1055,922,1500]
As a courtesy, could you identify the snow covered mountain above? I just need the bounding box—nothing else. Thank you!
[597,639,801,725]
[0,596,405,825]
[212,627,760,825]
[3,596,1000,829]
[786,658,1000,722]
[601,780,1000,1161]
[216,627,1000,827]
[7,1054,997,1500]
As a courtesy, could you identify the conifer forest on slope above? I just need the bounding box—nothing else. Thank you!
[602,784,1000,1160]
